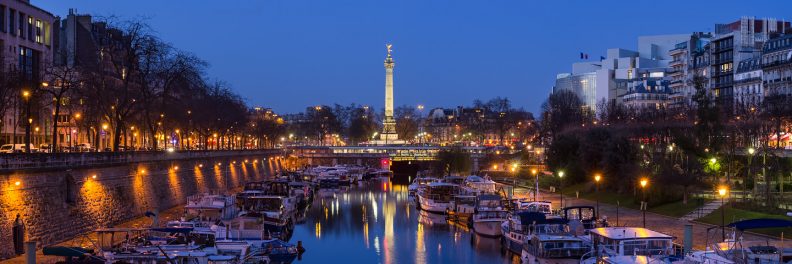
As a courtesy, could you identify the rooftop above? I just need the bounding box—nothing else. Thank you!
[589,227,673,240]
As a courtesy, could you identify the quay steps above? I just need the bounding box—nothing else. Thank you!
[679,199,725,221]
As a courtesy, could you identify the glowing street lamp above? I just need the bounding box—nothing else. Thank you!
[531,168,539,201]
[747,147,756,155]
[594,174,602,216]
[718,186,729,241]
[558,171,565,208]
[640,178,649,228]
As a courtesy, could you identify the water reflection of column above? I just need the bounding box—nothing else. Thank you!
[363,206,369,248]
[415,224,426,264]
[384,196,395,264]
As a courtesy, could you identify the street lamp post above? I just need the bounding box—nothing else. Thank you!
[595,174,602,218]
[531,168,538,201]
[718,187,728,242]
[558,171,565,208]
[22,90,31,153]
[640,178,648,228]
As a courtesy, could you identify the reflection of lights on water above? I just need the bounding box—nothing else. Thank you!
[363,221,369,248]
[415,219,426,264]
[315,222,321,239]
[335,199,340,215]
[371,198,379,223]
[374,236,380,254]
[324,206,328,220]
[384,197,395,264]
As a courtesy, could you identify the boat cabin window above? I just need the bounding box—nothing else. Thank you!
[243,198,283,212]
[477,211,508,219]
[533,224,566,234]
[525,203,551,213]
[621,239,671,256]
[566,207,595,220]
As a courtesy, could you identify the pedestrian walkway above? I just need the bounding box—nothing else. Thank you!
[679,199,725,221]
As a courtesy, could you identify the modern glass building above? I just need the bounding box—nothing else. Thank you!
[554,72,598,112]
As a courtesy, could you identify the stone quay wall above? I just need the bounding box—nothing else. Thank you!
[0,150,287,259]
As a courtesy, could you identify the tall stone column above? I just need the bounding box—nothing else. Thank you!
[381,44,398,141]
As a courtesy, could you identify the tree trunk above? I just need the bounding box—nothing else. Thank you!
[51,100,61,153]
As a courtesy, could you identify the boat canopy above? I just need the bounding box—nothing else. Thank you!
[589,227,673,240]
[465,175,486,182]
[727,218,792,231]
[42,246,94,257]
[478,194,501,201]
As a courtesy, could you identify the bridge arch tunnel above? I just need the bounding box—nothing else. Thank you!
[389,160,433,185]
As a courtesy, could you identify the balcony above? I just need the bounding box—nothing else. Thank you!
[669,59,685,66]
[733,77,762,84]
[711,80,733,88]
[762,59,791,68]
[711,45,733,53]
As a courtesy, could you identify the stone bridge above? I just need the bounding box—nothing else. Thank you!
[287,145,487,170]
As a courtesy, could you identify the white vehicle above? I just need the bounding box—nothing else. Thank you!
[0,144,37,153]
[75,143,92,152]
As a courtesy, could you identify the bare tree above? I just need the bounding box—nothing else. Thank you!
[40,63,82,152]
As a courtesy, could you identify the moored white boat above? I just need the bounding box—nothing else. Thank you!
[417,182,460,214]
[472,194,507,237]
[519,216,589,264]
[580,227,680,263]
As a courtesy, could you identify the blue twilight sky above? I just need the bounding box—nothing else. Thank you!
[37,0,792,114]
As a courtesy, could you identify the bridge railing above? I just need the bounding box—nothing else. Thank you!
[0,149,283,172]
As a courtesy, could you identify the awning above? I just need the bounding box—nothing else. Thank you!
[727,218,792,231]
[42,246,93,257]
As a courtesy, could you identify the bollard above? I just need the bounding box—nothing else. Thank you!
[684,224,693,255]
[25,241,36,264]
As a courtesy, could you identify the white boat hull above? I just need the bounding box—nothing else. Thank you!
[473,219,504,237]
[520,251,581,264]
[418,196,450,214]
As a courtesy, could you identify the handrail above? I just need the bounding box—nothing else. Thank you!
[0,149,282,171]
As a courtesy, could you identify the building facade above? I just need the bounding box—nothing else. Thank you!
[0,0,55,146]
[761,33,792,97]
[619,69,672,109]
[710,17,789,114]
[733,57,763,113]
[668,32,712,108]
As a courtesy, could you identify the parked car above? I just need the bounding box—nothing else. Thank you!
[75,143,92,152]
[0,144,38,153]
[39,144,52,153]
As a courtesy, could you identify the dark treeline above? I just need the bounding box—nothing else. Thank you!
[542,78,792,209]
[0,19,251,152]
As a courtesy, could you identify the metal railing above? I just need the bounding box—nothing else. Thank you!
[0,149,282,171]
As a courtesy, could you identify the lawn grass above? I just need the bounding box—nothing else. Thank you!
[697,207,792,238]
